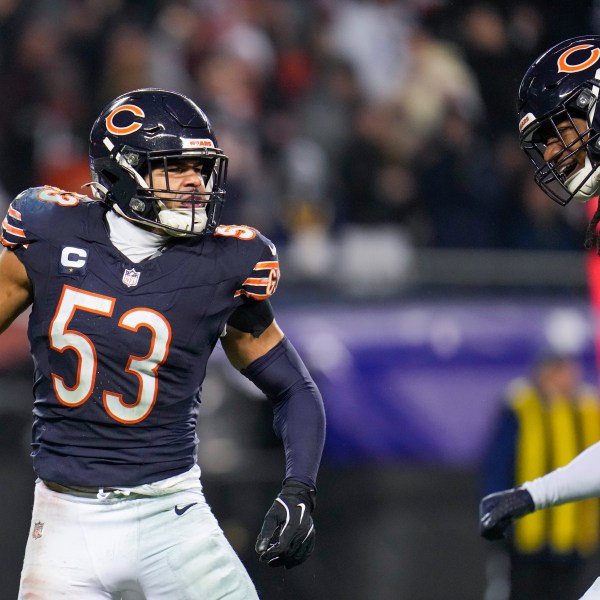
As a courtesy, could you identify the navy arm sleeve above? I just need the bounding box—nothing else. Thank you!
[227,298,274,338]
[241,337,326,488]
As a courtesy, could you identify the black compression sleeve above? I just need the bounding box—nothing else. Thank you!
[241,337,326,487]
[227,299,274,338]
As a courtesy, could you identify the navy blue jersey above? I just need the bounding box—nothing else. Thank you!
[1,186,280,487]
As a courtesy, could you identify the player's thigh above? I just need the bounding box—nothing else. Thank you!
[18,483,112,599]
[141,491,258,600]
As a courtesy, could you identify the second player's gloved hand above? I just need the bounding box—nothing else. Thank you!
[479,487,535,541]
[256,481,316,569]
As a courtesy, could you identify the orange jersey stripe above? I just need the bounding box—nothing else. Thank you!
[8,206,22,220]
[234,289,269,300]
[0,232,27,248]
[2,218,26,237]
[0,235,18,248]
[242,277,270,286]
[255,261,279,270]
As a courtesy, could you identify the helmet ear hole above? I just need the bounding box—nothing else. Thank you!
[575,89,595,110]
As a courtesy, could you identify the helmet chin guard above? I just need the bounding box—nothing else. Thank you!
[564,154,600,202]
[89,88,228,236]
[157,206,208,236]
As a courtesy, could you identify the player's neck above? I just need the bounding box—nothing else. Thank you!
[105,211,168,263]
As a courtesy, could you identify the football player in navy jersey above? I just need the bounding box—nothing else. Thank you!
[479,37,600,599]
[0,88,326,599]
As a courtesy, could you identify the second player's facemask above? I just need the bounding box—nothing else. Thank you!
[517,35,600,206]
[520,92,600,206]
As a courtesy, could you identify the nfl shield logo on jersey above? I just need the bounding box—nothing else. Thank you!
[32,521,44,540]
[122,268,141,287]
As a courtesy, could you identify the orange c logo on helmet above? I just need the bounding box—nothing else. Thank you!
[105,104,145,136]
[557,44,600,73]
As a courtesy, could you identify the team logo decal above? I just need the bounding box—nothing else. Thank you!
[557,44,600,73]
[519,112,535,133]
[182,138,214,149]
[32,521,44,540]
[122,268,141,287]
[265,265,279,296]
[105,104,145,136]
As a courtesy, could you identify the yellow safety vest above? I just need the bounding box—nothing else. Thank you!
[510,379,600,555]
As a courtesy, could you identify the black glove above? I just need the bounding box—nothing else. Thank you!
[479,487,535,541]
[255,481,316,569]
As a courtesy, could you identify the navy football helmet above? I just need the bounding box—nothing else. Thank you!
[518,35,600,205]
[89,88,228,236]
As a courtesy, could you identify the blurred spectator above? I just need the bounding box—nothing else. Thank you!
[99,24,152,103]
[337,103,420,226]
[506,175,585,251]
[456,3,544,134]
[325,0,415,103]
[0,0,594,289]
[482,351,600,600]
[293,56,363,165]
[387,25,484,155]
[417,108,507,248]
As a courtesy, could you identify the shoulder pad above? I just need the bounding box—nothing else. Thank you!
[212,224,279,299]
[215,223,277,254]
[2,186,95,249]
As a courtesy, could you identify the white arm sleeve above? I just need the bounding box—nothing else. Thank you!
[523,440,600,509]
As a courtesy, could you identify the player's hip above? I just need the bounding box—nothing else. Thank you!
[21,480,258,599]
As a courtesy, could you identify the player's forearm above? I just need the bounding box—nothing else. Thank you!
[523,440,600,509]
[241,337,326,488]
[272,375,325,488]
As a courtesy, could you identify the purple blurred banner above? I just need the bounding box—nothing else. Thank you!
[275,299,598,467]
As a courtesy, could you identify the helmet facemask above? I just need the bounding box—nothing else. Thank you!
[520,86,600,206]
[91,141,228,237]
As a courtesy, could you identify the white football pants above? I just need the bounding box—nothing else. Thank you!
[581,578,600,599]
[19,479,259,599]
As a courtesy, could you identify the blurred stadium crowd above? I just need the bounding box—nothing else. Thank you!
[0,0,596,292]
[3,3,600,597]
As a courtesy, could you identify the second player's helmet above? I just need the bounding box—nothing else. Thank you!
[89,88,228,236]
[518,35,600,205]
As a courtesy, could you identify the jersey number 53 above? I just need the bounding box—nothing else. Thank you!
[49,286,171,424]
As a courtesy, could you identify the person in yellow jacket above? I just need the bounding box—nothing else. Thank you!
[482,351,600,600]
